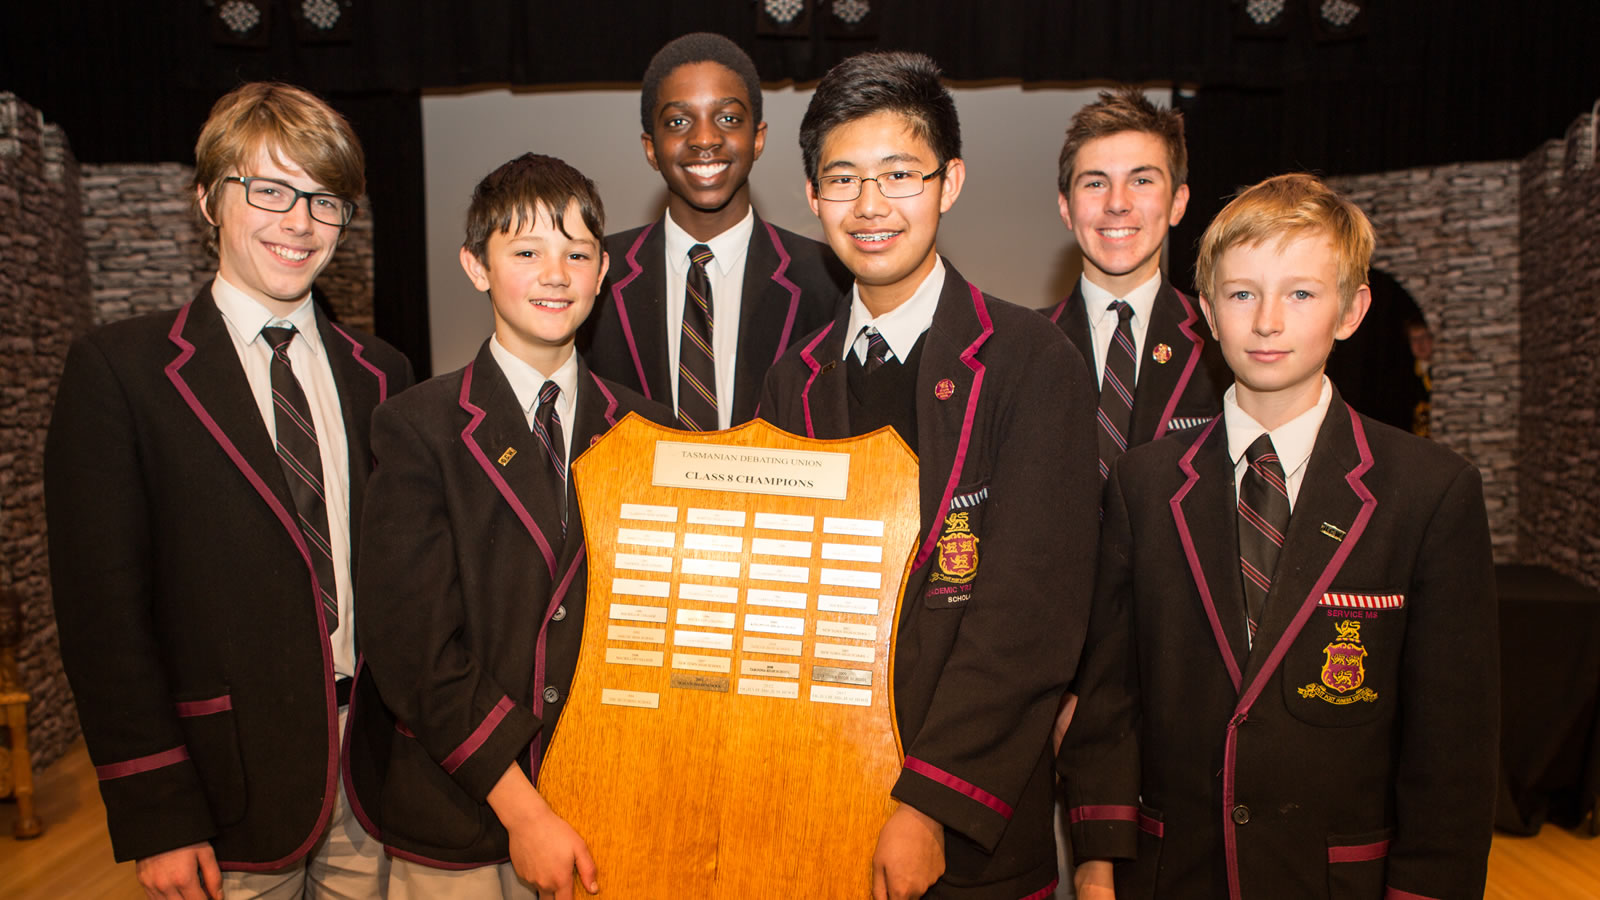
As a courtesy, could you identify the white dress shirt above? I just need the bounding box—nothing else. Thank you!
[663,207,754,430]
[845,257,947,365]
[1223,377,1334,511]
[212,276,356,677]
[1080,271,1163,387]
[490,337,578,468]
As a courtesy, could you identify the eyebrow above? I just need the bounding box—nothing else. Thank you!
[660,97,748,115]
[820,152,926,174]
[1077,164,1166,182]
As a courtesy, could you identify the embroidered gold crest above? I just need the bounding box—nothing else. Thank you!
[931,511,979,584]
[1298,619,1379,705]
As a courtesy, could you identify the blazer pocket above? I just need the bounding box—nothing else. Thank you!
[379,727,487,851]
[1111,803,1165,900]
[1283,591,1407,728]
[1326,826,1393,900]
[173,689,247,828]
[924,482,987,609]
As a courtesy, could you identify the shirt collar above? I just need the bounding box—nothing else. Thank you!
[489,336,579,418]
[1223,376,1333,476]
[1080,270,1163,326]
[212,274,324,358]
[844,256,946,365]
[663,206,755,279]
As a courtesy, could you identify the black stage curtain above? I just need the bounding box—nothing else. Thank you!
[5,1,1598,374]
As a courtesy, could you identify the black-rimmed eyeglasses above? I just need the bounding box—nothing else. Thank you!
[814,164,947,202]
[223,176,357,227]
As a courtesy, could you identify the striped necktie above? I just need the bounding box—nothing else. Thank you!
[677,243,718,431]
[1238,434,1291,646]
[861,326,892,373]
[262,325,338,633]
[1096,300,1137,480]
[532,379,567,531]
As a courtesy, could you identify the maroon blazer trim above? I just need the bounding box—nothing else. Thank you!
[175,694,233,717]
[904,756,1014,819]
[912,281,993,571]
[341,660,384,841]
[531,544,587,774]
[164,300,340,872]
[609,223,658,400]
[328,321,394,402]
[456,360,559,574]
[1383,888,1439,900]
[387,845,510,871]
[96,745,190,781]
[1151,289,1206,441]
[762,220,804,368]
[1021,880,1061,900]
[1328,839,1392,863]
[442,695,515,775]
[1170,417,1244,692]
[796,321,837,439]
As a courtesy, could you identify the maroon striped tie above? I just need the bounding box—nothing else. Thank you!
[1096,300,1137,480]
[1238,434,1291,645]
[677,243,717,431]
[532,379,567,531]
[263,326,337,633]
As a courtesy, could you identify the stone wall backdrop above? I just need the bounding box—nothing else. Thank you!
[1518,106,1600,589]
[1329,163,1522,560]
[0,94,94,771]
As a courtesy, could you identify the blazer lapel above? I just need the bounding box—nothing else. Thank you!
[1169,418,1252,691]
[1131,282,1208,443]
[794,309,852,441]
[607,219,671,404]
[458,342,563,577]
[732,214,811,423]
[566,361,624,564]
[316,312,389,556]
[910,263,992,577]
[1048,283,1095,365]
[1238,394,1377,694]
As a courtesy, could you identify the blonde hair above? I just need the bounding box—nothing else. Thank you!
[1195,173,1374,312]
[192,82,365,253]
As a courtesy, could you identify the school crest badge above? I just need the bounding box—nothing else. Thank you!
[1298,619,1379,705]
[930,511,978,584]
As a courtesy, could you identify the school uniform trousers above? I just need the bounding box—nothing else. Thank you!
[345,341,673,872]
[1045,279,1229,442]
[581,211,851,425]
[45,286,413,869]
[760,261,1100,899]
[1058,391,1498,900]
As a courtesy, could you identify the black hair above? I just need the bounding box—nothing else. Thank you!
[640,33,763,133]
[799,51,961,182]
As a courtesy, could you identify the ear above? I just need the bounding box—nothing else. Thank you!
[597,249,611,287]
[196,183,218,227]
[1169,183,1190,227]
[806,178,821,218]
[1057,190,1073,230]
[1335,284,1372,341]
[752,120,768,162]
[1198,292,1220,341]
[459,246,492,293]
[642,132,660,172]
[937,158,966,214]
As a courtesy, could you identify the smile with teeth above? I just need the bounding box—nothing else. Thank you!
[685,162,729,178]
[267,244,313,262]
[852,231,900,243]
[530,299,572,309]
[1098,227,1138,239]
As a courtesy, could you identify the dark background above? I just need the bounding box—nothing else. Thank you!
[5,1,1597,376]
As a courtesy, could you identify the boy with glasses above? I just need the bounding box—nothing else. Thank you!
[47,81,412,899]
[761,51,1098,900]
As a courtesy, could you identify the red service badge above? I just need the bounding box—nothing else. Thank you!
[934,378,956,401]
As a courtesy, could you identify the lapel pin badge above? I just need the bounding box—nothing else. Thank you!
[497,447,517,467]
[934,378,956,401]
[1152,343,1173,365]
[590,435,601,447]
[1320,522,1347,542]
[820,361,838,375]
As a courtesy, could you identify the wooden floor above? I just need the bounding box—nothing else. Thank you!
[0,740,1596,899]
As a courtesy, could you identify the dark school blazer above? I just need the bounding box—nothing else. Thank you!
[45,285,413,866]
[1059,391,1498,900]
[1046,279,1228,443]
[580,210,850,426]
[760,261,1100,899]
[344,342,675,867]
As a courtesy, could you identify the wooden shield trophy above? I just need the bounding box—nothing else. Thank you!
[538,414,919,897]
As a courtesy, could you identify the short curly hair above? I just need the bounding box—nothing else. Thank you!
[640,33,763,134]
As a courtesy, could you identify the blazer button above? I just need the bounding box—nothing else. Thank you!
[1231,805,1250,825]
[552,605,567,622]
[543,686,561,704]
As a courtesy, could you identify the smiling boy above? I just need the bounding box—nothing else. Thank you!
[580,32,849,430]
[46,82,413,899]
[1058,174,1497,899]
[1047,88,1227,477]
[345,153,671,899]
[760,51,1098,900]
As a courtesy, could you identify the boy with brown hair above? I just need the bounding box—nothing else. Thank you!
[1059,173,1497,899]
[48,81,413,898]
[346,153,671,899]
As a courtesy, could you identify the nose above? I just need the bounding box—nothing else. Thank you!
[1253,296,1284,336]
[1106,180,1131,215]
[853,177,891,218]
[539,256,573,288]
[279,194,314,232]
[688,118,722,152]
